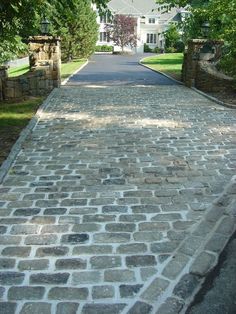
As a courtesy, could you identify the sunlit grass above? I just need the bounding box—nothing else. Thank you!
[61,58,87,80]
[0,98,43,127]
[141,53,184,80]
[8,65,30,77]
[8,58,87,80]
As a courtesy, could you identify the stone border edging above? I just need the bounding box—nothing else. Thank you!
[0,58,89,184]
[191,87,236,109]
[61,59,88,86]
[0,88,58,184]
[140,56,235,110]
[124,174,236,313]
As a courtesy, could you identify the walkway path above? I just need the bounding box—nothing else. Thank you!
[0,55,235,314]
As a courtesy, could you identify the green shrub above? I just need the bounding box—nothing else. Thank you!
[165,47,177,53]
[101,45,113,52]
[95,45,101,52]
[95,45,113,52]
[144,43,153,53]
[174,41,185,53]
[218,55,236,78]
[153,47,164,54]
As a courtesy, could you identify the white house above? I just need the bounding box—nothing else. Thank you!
[96,0,187,53]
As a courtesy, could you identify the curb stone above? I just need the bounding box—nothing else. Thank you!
[0,88,58,184]
[191,87,236,110]
[140,56,235,110]
[179,175,236,313]
[124,175,236,313]
[0,59,88,184]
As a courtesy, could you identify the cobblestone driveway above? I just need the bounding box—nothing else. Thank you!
[0,85,236,314]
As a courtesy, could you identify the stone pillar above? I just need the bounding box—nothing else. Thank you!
[182,39,224,88]
[0,66,9,101]
[28,36,61,87]
[182,39,207,87]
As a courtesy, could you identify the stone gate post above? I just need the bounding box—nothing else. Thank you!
[0,66,9,101]
[28,36,61,87]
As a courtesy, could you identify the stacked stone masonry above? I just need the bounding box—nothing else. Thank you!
[182,39,234,93]
[0,36,61,101]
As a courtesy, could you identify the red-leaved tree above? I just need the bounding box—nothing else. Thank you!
[105,14,138,52]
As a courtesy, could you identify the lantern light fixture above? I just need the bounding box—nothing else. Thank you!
[41,17,50,36]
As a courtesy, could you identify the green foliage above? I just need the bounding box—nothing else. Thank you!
[0,36,27,64]
[105,15,138,52]
[144,45,164,54]
[50,0,98,61]
[0,0,109,64]
[95,45,113,52]
[164,23,181,49]
[153,47,164,53]
[165,47,177,53]
[8,65,30,77]
[174,40,185,52]
[156,0,236,75]
[0,0,45,64]
[92,0,109,11]
[144,43,153,53]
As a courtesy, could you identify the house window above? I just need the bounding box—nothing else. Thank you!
[146,33,157,44]
[100,32,110,42]
[148,18,155,24]
[100,14,107,23]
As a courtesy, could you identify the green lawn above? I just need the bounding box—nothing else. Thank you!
[8,65,30,77]
[141,53,184,81]
[0,97,43,165]
[61,58,87,80]
[0,97,43,127]
[8,58,87,80]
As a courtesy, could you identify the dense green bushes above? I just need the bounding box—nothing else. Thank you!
[95,45,113,52]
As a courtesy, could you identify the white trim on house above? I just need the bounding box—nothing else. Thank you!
[96,0,186,53]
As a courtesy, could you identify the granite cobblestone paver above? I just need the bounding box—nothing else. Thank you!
[0,85,236,313]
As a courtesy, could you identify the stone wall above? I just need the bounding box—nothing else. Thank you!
[0,66,8,101]
[182,39,234,93]
[0,36,61,101]
[196,61,234,93]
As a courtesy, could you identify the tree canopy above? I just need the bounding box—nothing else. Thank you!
[156,0,236,75]
[105,15,138,52]
[51,0,98,61]
[0,0,109,64]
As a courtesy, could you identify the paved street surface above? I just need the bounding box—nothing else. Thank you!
[0,55,236,313]
[67,54,176,86]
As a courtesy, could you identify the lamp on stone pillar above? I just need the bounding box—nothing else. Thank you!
[201,21,210,38]
[41,17,50,36]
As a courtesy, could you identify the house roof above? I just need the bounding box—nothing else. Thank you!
[107,0,180,21]
[108,0,159,15]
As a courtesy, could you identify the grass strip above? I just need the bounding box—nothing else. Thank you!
[141,53,183,80]
[0,97,43,127]
[8,65,30,77]
[61,58,87,80]
[8,58,87,80]
[0,97,43,164]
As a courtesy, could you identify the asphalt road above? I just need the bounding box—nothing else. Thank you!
[187,232,236,314]
[66,53,177,86]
